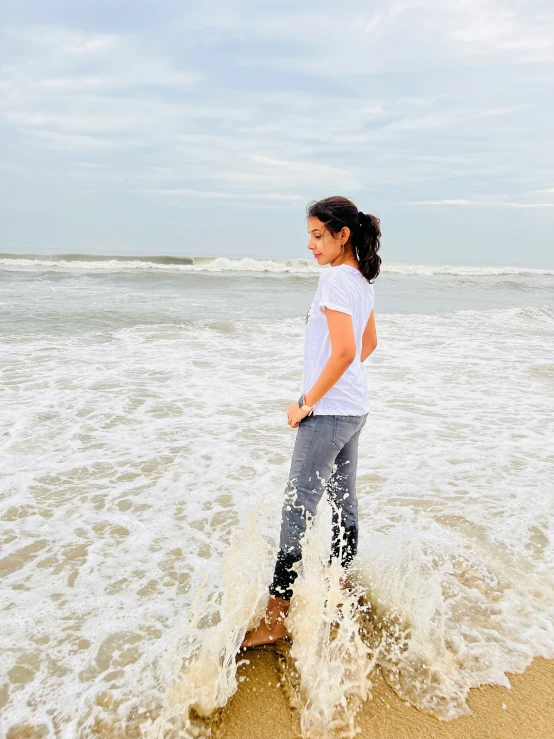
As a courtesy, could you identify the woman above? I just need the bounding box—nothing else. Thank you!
[242,196,381,648]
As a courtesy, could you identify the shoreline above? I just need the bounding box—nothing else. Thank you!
[218,651,554,739]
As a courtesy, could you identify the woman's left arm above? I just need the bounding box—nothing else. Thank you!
[287,309,355,427]
[305,308,356,405]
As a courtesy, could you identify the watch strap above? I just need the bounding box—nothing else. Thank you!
[298,395,315,415]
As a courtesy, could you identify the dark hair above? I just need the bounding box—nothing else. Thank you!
[306,196,381,282]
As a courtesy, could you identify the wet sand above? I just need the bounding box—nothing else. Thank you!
[218,651,554,739]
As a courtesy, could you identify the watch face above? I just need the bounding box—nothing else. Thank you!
[298,395,304,408]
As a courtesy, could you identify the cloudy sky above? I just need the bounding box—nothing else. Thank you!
[1,0,554,264]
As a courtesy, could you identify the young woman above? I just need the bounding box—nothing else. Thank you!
[242,196,381,648]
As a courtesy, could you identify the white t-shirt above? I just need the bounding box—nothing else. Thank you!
[301,264,374,416]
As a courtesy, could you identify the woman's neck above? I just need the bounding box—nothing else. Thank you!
[331,251,359,269]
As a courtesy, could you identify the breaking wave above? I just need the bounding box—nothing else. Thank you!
[1,253,553,276]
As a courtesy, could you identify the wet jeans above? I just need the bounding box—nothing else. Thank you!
[269,413,368,600]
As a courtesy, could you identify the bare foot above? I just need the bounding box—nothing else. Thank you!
[241,619,288,648]
[241,596,290,649]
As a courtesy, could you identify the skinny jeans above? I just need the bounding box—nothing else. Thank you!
[270,413,367,600]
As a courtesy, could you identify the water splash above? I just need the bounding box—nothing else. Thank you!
[283,515,377,739]
[145,506,274,738]
[356,527,554,720]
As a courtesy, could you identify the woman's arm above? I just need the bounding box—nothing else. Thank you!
[304,308,356,407]
[360,310,377,362]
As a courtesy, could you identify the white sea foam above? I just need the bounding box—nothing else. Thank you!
[383,263,554,276]
[0,255,322,274]
[1,254,554,276]
[1,275,553,737]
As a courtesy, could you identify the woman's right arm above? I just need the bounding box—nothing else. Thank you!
[361,310,377,362]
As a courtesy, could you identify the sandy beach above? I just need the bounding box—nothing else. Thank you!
[219,651,554,739]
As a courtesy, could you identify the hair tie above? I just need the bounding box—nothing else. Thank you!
[358,211,366,227]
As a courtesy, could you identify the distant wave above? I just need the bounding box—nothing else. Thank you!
[1,253,553,276]
[384,263,554,277]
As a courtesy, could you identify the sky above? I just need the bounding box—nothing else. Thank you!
[1,0,554,265]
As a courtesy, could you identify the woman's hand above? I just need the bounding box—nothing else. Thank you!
[287,402,310,428]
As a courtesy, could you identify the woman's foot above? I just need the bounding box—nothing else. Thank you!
[241,619,288,648]
[241,596,290,649]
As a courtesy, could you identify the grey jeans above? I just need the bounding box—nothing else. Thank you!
[269,413,368,600]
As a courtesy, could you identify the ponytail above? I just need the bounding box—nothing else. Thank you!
[354,211,381,283]
[306,196,381,283]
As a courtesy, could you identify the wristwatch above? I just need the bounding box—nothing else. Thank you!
[298,395,315,415]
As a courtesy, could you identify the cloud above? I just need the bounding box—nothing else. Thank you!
[1,25,201,95]
[446,0,554,63]
[410,199,475,206]
[1,1,553,259]
[387,106,519,132]
[410,199,554,208]
[212,154,363,192]
[146,188,305,201]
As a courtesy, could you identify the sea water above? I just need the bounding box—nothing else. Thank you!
[1,254,553,737]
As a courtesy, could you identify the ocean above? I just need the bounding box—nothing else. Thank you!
[1,254,553,738]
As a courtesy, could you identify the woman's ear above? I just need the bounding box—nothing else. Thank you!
[342,226,351,244]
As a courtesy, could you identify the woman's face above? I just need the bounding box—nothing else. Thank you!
[306,216,345,266]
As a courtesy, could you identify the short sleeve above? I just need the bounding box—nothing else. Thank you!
[318,270,353,316]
